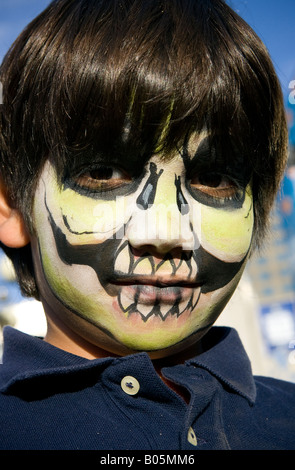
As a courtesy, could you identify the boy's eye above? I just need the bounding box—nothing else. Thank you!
[74,166,132,191]
[190,172,239,199]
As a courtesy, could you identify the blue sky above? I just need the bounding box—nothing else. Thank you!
[0,0,294,99]
[229,0,295,99]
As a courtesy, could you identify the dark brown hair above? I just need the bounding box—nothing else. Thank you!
[0,0,288,298]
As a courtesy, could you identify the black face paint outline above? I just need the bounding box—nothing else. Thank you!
[174,175,189,215]
[179,136,250,210]
[63,165,144,201]
[38,195,217,352]
[44,193,247,324]
[136,162,164,209]
[117,284,202,322]
[112,239,246,294]
[185,180,246,210]
[136,162,190,216]
[40,141,252,333]
[60,161,167,238]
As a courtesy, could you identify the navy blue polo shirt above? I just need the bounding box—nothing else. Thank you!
[0,325,294,450]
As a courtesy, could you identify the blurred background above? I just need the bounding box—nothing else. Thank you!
[0,0,295,381]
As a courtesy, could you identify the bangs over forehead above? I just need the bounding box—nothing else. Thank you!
[2,0,281,172]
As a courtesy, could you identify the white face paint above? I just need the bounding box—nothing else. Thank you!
[32,139,254,357]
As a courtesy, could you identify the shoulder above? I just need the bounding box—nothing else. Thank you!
[254,375,295,396]
[240,375,295,449]
[253,375,295,421]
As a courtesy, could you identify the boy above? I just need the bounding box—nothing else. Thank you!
[0,0,294,450]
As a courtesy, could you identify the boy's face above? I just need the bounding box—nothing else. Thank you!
[32,135,253,357]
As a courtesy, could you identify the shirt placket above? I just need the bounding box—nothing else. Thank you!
[164,366,230,450]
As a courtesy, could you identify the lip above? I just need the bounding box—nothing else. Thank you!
[111,275,202,288]
[111,276,202,304]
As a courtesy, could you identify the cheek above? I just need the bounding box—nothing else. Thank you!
[192,187,254,262]
[34,188,120,330]
[55,189,132,245]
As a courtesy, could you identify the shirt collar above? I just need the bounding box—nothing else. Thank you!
[0,326,114,394]
[0,326,256,404]
[186,327,256,404]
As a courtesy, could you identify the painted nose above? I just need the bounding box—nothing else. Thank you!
[126,177,197,255]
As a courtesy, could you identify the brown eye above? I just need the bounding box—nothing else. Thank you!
[190,172,238,199]
[75,166,132,191]
[198,173,224,187]
[89,167,115,180]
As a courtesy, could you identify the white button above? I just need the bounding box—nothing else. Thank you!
[121,376,140,396]
[187,427,197,446]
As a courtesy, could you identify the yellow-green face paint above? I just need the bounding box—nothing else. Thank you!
[32,141,254,357]
[196,185,253,262]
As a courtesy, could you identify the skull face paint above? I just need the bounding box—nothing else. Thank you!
[32,141,254,357]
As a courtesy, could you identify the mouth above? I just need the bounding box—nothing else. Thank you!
[112,276,202,322]
[112,274,201,287]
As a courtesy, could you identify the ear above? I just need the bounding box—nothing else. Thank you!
[0,182,30,248]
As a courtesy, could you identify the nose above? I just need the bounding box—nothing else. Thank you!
[125,175,197,255]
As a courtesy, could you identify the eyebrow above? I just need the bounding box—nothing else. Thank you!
[62,145,151,178]
[180,135,252,185]
[191,137,214,162]
[181,136,216,168]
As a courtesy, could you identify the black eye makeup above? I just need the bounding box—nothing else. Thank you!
[63,162,145,200]
[74,165,132,191]
[187,171,246,209]
[180,136,250,209]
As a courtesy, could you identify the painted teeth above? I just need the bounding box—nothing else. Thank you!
[177,298,190,316]
[173,257,183,269]
[118,288,201,321]
[174,259,191,278]
[192,287,201,309]
[115,243,201,321]
[114,243,130,274]
[133,257,154,276]
[190,257,198,279]
[114,242,198,280]
[118,290,135,312]
[157,303,173,320]
[155,259,173,275]
[136,304,155,320]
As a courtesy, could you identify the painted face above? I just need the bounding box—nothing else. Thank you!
[32,137,254,357]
